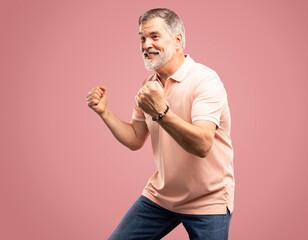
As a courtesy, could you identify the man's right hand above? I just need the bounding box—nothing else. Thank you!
[87,86,107,115]
[86,85,149,150]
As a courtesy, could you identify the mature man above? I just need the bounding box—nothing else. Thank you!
[87,8,234,240]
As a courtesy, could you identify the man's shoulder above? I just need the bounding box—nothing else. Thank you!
[187,58,223,89]
[190,60,218,79]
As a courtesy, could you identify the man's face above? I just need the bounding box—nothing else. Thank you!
[139,17,175,71]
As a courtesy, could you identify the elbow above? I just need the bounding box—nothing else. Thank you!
[197,151,207,158]
[128,145,141,151]
[195,139,213,158]
[127,142,144,151]
[196,148,209,158]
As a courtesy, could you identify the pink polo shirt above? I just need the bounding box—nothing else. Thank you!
[132,55,234,215]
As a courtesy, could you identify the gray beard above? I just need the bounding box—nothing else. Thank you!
[143,45,174,71]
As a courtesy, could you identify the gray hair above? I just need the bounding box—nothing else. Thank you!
[139,8,186,49]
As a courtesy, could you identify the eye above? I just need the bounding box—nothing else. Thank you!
[153,35,159,39]
[140,36,145,42]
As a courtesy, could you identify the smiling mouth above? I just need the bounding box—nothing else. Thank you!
[144,52,160,58]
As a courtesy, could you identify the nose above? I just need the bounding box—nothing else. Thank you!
[142,38,153,50]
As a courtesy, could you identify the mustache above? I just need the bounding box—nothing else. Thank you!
[143,49,160,57]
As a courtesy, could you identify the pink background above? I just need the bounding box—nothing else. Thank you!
[1,0,307,239]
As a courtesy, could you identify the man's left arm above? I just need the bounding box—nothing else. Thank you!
[136,80,217,158]
[158,110,216,158]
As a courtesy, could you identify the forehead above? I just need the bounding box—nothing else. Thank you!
[139,17,168,35]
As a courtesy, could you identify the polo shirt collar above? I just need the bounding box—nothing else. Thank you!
[153,54,194,83]
[169,54,194,82]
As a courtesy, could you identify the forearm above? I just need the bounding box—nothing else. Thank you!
[99,108,144,150]
[158,110,214,158]
[135,81,214,156]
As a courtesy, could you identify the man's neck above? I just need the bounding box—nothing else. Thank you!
[155,53,186,86]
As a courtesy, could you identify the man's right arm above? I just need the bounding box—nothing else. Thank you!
[87,86,149,150]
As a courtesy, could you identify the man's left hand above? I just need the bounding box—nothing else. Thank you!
[136,81,166,118]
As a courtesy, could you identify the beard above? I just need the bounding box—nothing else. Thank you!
[142,44,174,71]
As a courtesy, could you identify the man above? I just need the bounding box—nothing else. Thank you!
[87,8,234,240]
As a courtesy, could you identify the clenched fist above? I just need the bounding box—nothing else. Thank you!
[87,86,107,115]
[136,80,166,118]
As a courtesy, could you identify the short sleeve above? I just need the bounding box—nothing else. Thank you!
[132,97,146,121]
[191,74,226,128]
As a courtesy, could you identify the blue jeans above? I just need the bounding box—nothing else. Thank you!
[108,195,232,240]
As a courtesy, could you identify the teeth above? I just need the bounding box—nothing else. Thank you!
[144,52,159,58]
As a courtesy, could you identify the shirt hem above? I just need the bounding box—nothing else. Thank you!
[191,116,220,127]
[142,190,232,215]
[132,116,145,121]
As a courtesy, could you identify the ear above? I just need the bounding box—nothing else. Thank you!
[174,33,183,49]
